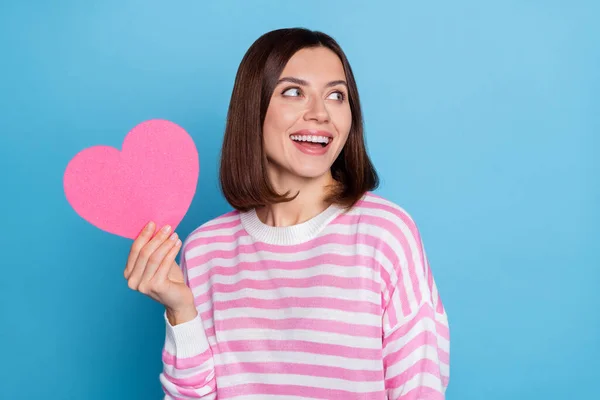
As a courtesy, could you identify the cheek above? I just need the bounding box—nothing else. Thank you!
[264,102,301,138]
[262,107,296,158]
[331,106,352,139]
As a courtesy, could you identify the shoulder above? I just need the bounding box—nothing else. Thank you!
[180,209,242,258]
[355,193,435,304]
[349,191,423,246]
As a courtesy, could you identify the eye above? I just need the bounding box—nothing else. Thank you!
[327,91,345,101]
[282,87,302,97]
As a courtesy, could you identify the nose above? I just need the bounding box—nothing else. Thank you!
[303,98,330,123]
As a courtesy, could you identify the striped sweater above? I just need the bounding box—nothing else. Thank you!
[160,192,450,399]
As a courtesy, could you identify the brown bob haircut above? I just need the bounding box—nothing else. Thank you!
[219,27,379,211]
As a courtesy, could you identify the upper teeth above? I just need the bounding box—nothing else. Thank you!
[290,135,330,144]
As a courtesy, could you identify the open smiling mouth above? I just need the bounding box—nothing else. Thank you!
[291,134,330,147]
[289,134,333,156]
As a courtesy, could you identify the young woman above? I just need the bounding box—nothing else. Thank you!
[124,28,450,399]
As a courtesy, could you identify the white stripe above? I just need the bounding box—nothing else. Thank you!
[210,305,381,327]
[440,361,450,386]
[437,332,450,354]
[385,344,441,378]
[190,262,379,284]
[228,396,310,400]
[188,224,245,240]
[208,284,378,304]
[196,304,380,331]
[214,350,382,370]
[216,372,383,392]
[215,327,380,349]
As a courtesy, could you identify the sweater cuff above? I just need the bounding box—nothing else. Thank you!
[164,310,209,359]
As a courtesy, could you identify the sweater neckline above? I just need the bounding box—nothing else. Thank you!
[240,203,345,245]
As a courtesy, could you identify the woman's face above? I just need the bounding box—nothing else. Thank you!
[262,47,352,180]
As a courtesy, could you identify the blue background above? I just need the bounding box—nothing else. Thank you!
[1,1,598,399]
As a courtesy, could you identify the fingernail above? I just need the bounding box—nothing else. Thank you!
[176,239,182,247]
[169,232,178,241]
[162,225,171,233]
[146,221,155,231]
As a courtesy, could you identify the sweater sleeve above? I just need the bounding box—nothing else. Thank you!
[159,247,217,399]
[381,222,450,399]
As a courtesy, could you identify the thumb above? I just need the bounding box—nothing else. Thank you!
[167,260,186,284]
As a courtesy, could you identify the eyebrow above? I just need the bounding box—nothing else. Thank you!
[277,77,348,88]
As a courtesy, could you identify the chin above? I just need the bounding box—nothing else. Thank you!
[291,165,332,180]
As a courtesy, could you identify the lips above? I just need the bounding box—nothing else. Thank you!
[290,129,333,140]
[289,129,334,156]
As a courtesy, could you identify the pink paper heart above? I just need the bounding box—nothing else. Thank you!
[63,119,199,239]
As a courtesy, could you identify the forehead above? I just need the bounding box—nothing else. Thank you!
[280,47,346,83]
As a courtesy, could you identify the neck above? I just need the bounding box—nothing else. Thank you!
[256,168,335,227]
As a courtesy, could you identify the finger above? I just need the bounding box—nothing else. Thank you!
[127,224,172,289]
[124,221,155,279]
[139,232,179,288]
[154,238,182,284]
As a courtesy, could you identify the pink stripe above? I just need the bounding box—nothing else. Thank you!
[442,375,450,387]
[426,258,434,297]
[200,310,213,325]
[162,369,215,388]
[385,358,442,389]
[215,339,381,360]
[398,386,445,400]
[206,325,215,338]
[383,330,440,370]
[162,347,212,370]
[386,291,399,327]
[212,296,379,315]
[436,320,450,341]
[216,275,379,292]
[217,361,383,381]
[439,348,450,365]
[188,229,248,247]
[197,217,240,233]
[424,252,446,315]
[437,291,444,314]
[217,383,384,399]
[214,316,380,338]
[176,379,217,398]
[379,262,395,309]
